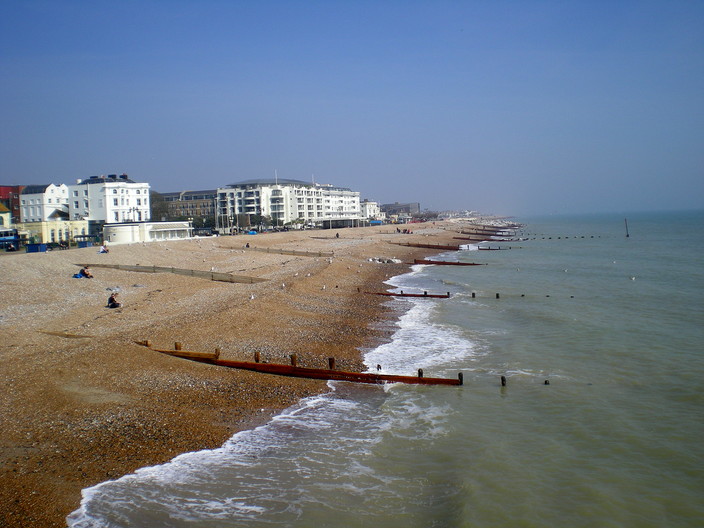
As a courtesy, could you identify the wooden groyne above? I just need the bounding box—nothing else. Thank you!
[453,236,491,242]
[364,290,451,299]
[389,242,462,251]
[413,259,486,266]
[79,263,267,283]
[140,341,462,386]
[233,246,334,258]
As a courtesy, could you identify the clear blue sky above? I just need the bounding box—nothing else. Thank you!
[1,1,702,216]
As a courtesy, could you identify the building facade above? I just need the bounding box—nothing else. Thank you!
[15,219,90,244]
[216,178,361,228]
[360,199,384,220]
[0,185,24,223]
[68,174,150,223]
[103,221,193,245]
[161,190,217,220]
[20,184,69,222]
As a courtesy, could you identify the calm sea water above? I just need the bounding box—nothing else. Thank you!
[68,211,704,528]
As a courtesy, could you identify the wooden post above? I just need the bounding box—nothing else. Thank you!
[472,292,476,298]
[254,351,260,363]
[496,293,500,299]
[458,372,463,385]
[501,375,507,386]
[144,340,152,347]
[328,357,336,370]
[290,354,297,367]
[418,368,424,378]
[175,342,182,351]
[214,348,221,360]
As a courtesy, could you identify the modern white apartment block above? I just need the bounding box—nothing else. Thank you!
[20,184,69,222]
[216,178,361,226]
[68,174,150,223]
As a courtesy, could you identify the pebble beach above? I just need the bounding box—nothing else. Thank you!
[0,222,458,527]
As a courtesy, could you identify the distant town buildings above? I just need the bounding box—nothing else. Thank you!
[1,171,416,246]
[380,202,421,216]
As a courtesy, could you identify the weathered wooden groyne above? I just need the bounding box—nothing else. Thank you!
[140,341,463,386]
[79,263,267,283]
[365,290,451,299]
[240,246,334,258]
[389,242,462,251]
[413,259,486,266]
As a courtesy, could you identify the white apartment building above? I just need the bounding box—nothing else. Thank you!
[217,178,360,227]
[68,174,150,223]
[20,184,69,222]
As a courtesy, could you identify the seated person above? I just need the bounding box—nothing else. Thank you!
[79,266,93,278]
[99,245,109,253]
[107,293,121,308]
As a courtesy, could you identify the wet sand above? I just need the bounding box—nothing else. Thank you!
[0,223,460,527]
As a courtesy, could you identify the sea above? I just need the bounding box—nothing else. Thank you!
[67,210,704,528]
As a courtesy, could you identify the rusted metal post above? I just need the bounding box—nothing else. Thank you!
[328,357,336,370]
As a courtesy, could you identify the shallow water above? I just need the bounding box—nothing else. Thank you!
[68,210,704,527]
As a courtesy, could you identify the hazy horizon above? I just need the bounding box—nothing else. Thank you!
[2,1,702,217]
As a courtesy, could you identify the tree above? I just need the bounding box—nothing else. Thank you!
[150,191,169,222]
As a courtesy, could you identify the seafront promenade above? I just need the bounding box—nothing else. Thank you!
[0,222,467,527]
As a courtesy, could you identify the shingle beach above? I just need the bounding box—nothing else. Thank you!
[0,222,460,527]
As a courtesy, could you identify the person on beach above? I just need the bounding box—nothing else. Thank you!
[99,244,109,253]
[79,266,94,278]
[106,292,121,308]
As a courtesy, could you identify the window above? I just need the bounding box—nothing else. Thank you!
[137,198,142,206]
[83,200,88,208]
[114,212,119,221]
[83,190,88,196]
[113,198,118,206]
[74,201,79,209]
[73,191,78,197]
[113,189,118,194]
[136,189,141,194]
[48,198,52,204]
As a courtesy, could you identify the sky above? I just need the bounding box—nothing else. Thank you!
[1,0,702,216]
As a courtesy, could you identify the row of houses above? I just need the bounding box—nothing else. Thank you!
[2,175,413,246]
[1,175,155,246]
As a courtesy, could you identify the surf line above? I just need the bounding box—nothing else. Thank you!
[138,341,463,386]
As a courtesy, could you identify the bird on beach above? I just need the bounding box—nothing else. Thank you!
[250,294,255,300]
